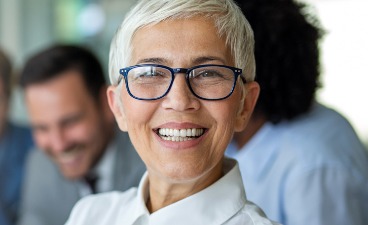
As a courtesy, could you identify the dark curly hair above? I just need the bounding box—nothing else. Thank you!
[237,0,324,123]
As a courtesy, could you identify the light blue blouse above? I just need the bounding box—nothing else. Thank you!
[226,103,368,225]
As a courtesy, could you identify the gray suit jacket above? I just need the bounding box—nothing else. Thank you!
[17,129,146,225]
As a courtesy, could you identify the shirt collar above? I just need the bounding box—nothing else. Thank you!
[77,132,118,196]
[131,158,246,224]
[93,134,118,192]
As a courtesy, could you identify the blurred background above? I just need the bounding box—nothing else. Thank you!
[0,0,367,146]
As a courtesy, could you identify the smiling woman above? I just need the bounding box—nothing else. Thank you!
[109,16,252,186]
[65,0,280,225]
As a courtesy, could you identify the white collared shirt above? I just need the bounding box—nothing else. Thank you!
[66,158,280,225]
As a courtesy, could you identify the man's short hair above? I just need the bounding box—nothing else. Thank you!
[20,44,106,101]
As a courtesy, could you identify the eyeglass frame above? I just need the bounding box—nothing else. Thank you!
[118,64,246,101]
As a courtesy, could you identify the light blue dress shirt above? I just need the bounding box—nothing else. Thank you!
[226,103,368,225]
[0,122,34,225]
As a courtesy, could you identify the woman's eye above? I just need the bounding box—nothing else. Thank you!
[136,70,165,78]
[193,70,224,79]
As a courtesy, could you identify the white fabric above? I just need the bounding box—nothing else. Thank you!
[65,158,280,225]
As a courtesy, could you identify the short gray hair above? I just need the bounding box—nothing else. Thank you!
[109,0,255,85]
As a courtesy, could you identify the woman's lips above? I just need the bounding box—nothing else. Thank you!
[153,123,208,148]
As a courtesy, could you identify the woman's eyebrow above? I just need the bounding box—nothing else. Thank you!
[192,56,226,65]
[136,56,226,66]
[136,58,167,64]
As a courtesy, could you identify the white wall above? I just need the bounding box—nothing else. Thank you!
[304,0,368,145]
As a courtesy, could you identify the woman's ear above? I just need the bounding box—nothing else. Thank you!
[107,86,128,131]
[98,85,115,123]
[234,81,260,132]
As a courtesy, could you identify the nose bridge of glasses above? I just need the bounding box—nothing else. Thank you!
[169,68,192,96]
[172,68,189,76]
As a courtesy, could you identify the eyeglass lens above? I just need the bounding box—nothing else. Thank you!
[126,65,236,100]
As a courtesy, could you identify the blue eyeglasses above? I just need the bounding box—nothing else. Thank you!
[118,64,245,101]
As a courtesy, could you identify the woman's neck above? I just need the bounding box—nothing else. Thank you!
[146,160,223,213]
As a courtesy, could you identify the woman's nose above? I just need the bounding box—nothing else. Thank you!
[161,74,200,112]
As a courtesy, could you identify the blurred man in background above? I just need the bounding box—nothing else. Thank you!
[0,48,34,225]
[227,0,368,224]
[18,44,145,225]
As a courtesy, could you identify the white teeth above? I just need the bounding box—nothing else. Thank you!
[174,129,180,137]
[161,136,194,141]
[57,146,82,164]
[158,128,204,138]
[180,129,186,137]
